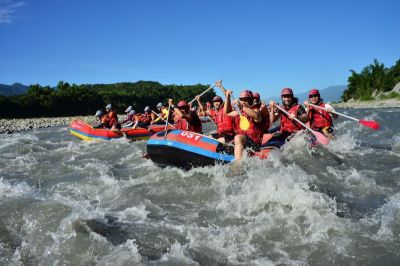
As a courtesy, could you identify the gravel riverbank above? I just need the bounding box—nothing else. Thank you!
[332,98,400,108]
[0,116,97,134]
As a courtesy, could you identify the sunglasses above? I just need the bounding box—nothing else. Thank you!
[309,94,319,98]
[239,97,252,101]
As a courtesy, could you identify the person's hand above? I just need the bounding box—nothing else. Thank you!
[269,100,276,108]
[215,80,222,87]
[288,113,296,120]
[225,90,232,97]
[195,95,201,101]
[326,107,333,113]
[303,100,309,107]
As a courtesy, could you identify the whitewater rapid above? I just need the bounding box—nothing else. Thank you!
[0,108,399,265]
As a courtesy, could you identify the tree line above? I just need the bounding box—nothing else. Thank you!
[342,59,400,101]
[0,81,216,118]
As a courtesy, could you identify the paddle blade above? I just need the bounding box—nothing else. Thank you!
[359,120,380,130]
[239,115,250,131]
[313,131,330,145]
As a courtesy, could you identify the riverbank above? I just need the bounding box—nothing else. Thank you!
[332,98,400,108]
[0,116,97,134]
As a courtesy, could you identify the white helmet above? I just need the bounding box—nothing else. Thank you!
[129,110,135,115]
[95,110,103,116]
[105,104,112,110]
[125,106,133,113]
[144,106,150,112]
[156,102,163,109]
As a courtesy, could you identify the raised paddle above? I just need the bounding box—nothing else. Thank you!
[274,104,330,145]
[163,104,172,140]
[308,103,380,130]
[188,83,217,105]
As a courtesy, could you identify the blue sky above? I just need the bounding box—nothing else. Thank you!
[0,0,399,97]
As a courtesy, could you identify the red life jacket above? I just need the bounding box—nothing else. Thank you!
[279,104,303,134]
[210,107,235,136]
[107,111,118,121]
[308,102,333,130]
[100,115,110,128]
[176,111,202,133]
[234,111,263,144]
[139,113,152,124]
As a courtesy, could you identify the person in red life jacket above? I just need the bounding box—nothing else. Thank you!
[132,106,153,129]
[266,88,307,147]
[105,104,119,122]
[121,108,136,128]
[303,89,338,139]
[121,106,134,127]
[224,89,263,161]
[93,110,109,129]
[168,98,202,133]
[102,104,121,130]
[252,92,272,134]
[195,82,235,143]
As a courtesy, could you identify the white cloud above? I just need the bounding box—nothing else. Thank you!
[0,0,25,23]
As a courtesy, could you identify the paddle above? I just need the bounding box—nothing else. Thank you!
[188,83,217,105]
[151,110,176,129]
[308,103,380,130]
[274,104,330,145]
[230,94,251,131]
[163,104,172,139]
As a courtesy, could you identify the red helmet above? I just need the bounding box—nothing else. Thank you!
[281,88,293,96]
[253,92,260,100]
[212,96,223,102]
[177,100,188,108]
[308,89,320,96]
[239,90,253,99]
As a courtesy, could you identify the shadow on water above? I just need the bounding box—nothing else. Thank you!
[73,216,187,261]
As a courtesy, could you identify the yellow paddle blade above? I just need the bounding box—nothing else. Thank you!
[239,115,250,131]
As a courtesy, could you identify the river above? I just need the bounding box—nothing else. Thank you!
[0,108,399,265]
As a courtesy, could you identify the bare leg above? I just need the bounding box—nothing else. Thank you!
[234,135,245,161]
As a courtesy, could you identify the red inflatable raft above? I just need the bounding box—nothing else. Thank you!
[69,119,174,141]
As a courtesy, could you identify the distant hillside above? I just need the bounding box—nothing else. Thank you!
[266,85,347,103]
[0,83,29,96]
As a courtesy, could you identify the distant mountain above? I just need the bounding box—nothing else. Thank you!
[0,83,29,96]
[266,85,347,103]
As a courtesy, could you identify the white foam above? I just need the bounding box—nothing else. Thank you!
[96,239,141,266]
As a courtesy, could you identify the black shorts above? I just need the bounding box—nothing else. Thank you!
[244,136,261,151]
[211,132,235,143]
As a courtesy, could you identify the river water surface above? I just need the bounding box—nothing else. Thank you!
[0,108,399,265]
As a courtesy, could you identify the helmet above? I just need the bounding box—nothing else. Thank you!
[129,110,135,115]
[239,90,253,99]
[212,96,223,102]
[144,106,150,112]
[177,100,188,108]
[281,88,293,96]
[105,104,112,109]
[125,106,132,113]
[156,102,163,109]
[308,89,320,97]
[95,110,103,117]
[253,92,260,100]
